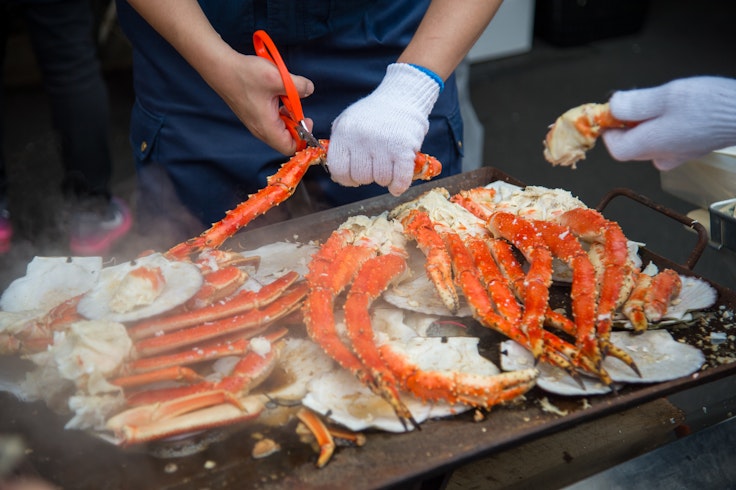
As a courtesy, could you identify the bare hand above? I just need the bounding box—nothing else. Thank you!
[209,53,315,155]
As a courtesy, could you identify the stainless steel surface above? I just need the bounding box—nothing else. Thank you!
[710,198,736,253]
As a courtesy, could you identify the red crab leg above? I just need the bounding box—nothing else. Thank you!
[450,187,497,221]
[124,328,288,375]
[112,366,204,389]
[297,408,336,468]
[533,220,599,362]
[644,269,682,323]
[128,270,300,340]
[380,343,537,408]
[556,208,636,347]
[344,251,418,430]
[444,232,565,368]
[450,232,610,382]
[622,269,681,331]
[134,282,306,357]
[487,213,552,360]
[488,237,620,382]
[126,346,277,406]
[166,140,443,260]
[400,209,460,313]
[464,235,521,323]
[107,393,265,446]
[303,229,378,389]
[186,266,249,309]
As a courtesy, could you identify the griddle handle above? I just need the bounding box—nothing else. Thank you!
[596,187,708,270]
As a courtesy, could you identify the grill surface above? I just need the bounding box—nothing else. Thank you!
[1,168,735,490]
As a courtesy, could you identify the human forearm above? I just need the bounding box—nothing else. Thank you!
[397,0,503,80]
[124,0,236,85]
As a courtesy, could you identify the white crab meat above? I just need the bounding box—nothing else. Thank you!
[77,253,202,322]
[486,184,588,221]
[0,256,103,312]
[108,265,166,314]
[500,330,705,396]
[543,103,608,168]
[18,319,131,428]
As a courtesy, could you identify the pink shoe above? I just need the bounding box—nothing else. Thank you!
[69,197,133,256]
[0,208,11,254]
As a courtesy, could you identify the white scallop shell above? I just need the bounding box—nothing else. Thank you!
[1,256,103,312]
[237,241,318,290]
[384,274,473,317]
[663,275,718,321]
[501,329,704,396]
[77,253,202,322]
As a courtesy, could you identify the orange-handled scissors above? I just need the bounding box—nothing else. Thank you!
[253,30,322,152]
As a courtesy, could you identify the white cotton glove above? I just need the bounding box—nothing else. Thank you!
[327,63,441,196]
[602,76,736,171]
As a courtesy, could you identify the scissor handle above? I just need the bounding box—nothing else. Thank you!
[253,30,306,150]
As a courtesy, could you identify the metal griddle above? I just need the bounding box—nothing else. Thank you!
[1,167,735,490]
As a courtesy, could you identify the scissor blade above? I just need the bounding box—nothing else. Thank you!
[296,121,324,150]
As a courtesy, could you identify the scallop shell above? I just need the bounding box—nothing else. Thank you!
[77,253,202,322]
[237,241,318,289]
[501,329,705,396]
[663,275,718,321]
[0,256,103,312]
[384,274,473,317]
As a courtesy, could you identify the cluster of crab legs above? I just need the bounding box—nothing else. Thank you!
[0,140,444,463]
[1,126,682,467]
[299,184,682,435]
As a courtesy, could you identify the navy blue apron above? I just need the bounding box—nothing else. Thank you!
[115,0,463,238]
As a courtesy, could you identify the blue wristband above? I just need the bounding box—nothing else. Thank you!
[409,63,445,92]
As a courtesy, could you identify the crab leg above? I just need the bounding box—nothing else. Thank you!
[400,209,460,313]
[622,269,681,331]
[128,270,300,340]
[186,266,249,309]
[344,251,419,429]
[166,140,443,260]
[303,228,378,387]
[126,345,278,406]
[556,208,637,350]
[297,408,336,468]
[464,235,522,323]
[123,328,288,376]
[134,282,306,357]
[644,269,682,322]
[107,393,265,446]
[532,220,599,362]
[110,329,288,392]
[379,343,537,408]
[488,237,620,383]
[487,212,552,360]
